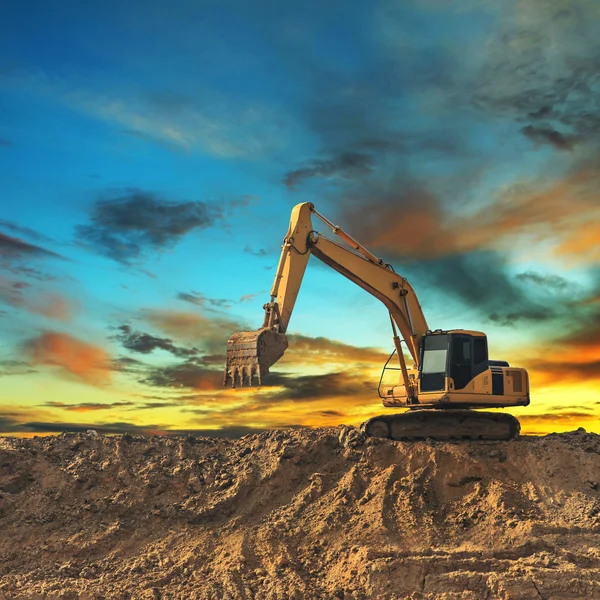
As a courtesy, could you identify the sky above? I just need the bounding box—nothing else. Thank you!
[0,0,599,437]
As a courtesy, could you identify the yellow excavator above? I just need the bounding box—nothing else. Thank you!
[224,202,530,440]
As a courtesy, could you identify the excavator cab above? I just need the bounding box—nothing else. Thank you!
[421,330,489,393]
[382,329,529,409]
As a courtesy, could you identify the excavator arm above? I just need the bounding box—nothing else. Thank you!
[224,202,428,394]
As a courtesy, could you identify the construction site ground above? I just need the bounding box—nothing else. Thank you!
[1,427,600,599]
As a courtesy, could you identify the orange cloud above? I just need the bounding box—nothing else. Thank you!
[521,302,600,387]
[27,332,111,385]
[524,343,600,388]
[0,278,76,321]
[470,167,600,262]
[36,295,75,321]
[283,334,388,367]
[141,362,224,391]
[344,188,457,258]
[577,295,600,306]
[144,309,245,352]
[342,167,600,263]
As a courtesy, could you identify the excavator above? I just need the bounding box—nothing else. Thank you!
[224,202,530,441]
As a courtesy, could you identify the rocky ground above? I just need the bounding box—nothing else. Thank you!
[1,427,600,599]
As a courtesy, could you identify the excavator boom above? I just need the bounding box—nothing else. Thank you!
[223,202,428,390]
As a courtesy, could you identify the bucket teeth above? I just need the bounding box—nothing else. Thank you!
[223,364,262,387]
[224,328,288,388]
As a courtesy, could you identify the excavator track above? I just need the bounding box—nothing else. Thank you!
[361,409,520,441]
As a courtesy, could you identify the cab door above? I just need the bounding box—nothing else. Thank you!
[420,334,448,392]
[449,335,473,390]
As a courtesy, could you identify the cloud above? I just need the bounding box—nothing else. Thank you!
[120,128,184,153]
[239,291,264,303]
[131,402,178,410]
[119,90,290,158]
[522,299,600,385]
[0,360,36,377]
[527,357,600,385]
[76,189,221,265]
[25,332,111,386]
[488,308,554,327]
[516,271,568,290]
[279,0,600,273]
[282,134,459,192]
[40,401,136,412]
[278,12,473,194]
[0,278,29,309]
[263,371,372,402]
[335,164,600,267]
[2,71,292,158]
[177,290,264,307]
[567,306,600,347]
[474,0,600,143]
[111,356,145,373]
[37,295,74,321]
[520,125,580,151]
[284,151,374,189]
[176,292,232,309]
[108,326,387,425]
[0,279,76,321]
[182,365,379,429]
[0,232,63,260]
[0,418,268,437]
[405,252,555,325]
[319,410,345,417]
[128,314,388,397]
[341,185,456,258]
[5,266,57,281]
[140,361,223,391]
[303,1,599,276]
[577,294,600,307]
[111,323,198,358]
[244,246,267,257]
[143,309,248,354]
[0,415,21,432]
[283,334,387,366]
[485,167,600,263]
[0,219,58,246]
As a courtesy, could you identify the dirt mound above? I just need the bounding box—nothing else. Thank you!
[1,427,600,599]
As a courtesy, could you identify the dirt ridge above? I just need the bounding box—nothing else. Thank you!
[1,427,600,599]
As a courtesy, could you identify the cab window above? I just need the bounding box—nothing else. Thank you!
[473,337,487,364]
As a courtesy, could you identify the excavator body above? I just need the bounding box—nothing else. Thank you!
[364,329,529,441]
[224,202,530,441]
[381,330,529,409]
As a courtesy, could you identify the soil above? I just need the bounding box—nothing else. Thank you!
[1,426,600,599]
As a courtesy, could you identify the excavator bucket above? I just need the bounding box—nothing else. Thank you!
[223,328,288,387]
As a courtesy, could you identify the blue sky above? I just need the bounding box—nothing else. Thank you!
[1,0,600,436]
